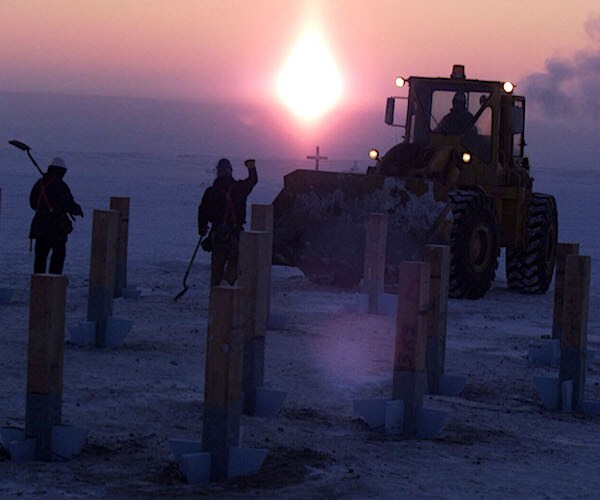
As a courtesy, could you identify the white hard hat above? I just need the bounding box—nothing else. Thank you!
[51,157,67,169]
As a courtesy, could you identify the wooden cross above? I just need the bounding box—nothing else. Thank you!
[306,146,328,171]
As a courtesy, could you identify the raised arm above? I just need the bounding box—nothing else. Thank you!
[239,158,257,195]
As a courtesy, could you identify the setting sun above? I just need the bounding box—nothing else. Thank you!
[276,29,343,121]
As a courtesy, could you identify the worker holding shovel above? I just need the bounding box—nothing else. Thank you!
[198,158,258,286]
[9,140,84,274]
[174,158,257,301]
[29,156,84,274]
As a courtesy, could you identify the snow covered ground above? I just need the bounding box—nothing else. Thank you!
[1,148,600,497]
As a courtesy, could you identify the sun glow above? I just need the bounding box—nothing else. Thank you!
[276,29,343,121]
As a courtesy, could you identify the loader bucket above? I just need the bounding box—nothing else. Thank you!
[272,169,452,288]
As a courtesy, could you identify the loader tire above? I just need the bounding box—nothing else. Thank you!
[506,193,558,293]
[449,190,500,299]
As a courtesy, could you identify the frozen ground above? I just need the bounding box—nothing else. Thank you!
[1,149,600,498]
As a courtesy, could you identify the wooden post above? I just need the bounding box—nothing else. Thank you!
[109,197,130,298]
[250,204,274,240]
[553,243,580,340]
[202,285,244,481]
[250,204,273,318]
[25,274,68,460]
[424,245,451,394]
[392,261,430,436]
[363,213,388,314]
[238,230,271,414]
[559,255,591,411]
[87,209,119,347]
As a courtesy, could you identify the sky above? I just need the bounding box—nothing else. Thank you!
[0,0,598,161]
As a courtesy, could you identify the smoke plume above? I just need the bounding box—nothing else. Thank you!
[522,14,600,124]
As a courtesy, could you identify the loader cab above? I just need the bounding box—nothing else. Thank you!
[404,80,497,165]
[500,94,527,169]
[383,66,522,184]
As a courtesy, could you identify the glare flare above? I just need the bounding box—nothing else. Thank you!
[276,30,343,121]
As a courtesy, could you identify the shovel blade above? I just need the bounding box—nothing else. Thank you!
[8,139,30,151]
[173,286,189,302]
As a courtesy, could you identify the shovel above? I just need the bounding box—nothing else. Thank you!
[8,139,44,175]
[173,238,203,301]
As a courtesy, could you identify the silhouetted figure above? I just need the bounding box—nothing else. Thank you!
[29,157,83,274]
[198,158,258,286]
[434,91,476,135]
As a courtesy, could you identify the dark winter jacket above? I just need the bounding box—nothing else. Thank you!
[197,167,258,235]
[434,108,477,136]
[29,167,82,240]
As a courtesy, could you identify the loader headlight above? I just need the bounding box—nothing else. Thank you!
[395,77,405,88]
[503,81,514,93]
[462,152,472,164]
[369,148,380,160]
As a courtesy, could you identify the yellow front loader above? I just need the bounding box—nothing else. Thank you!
[272,65,557,299]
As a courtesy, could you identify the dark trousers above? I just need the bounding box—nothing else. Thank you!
[210,232,240,286]
[34,238,66,274]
